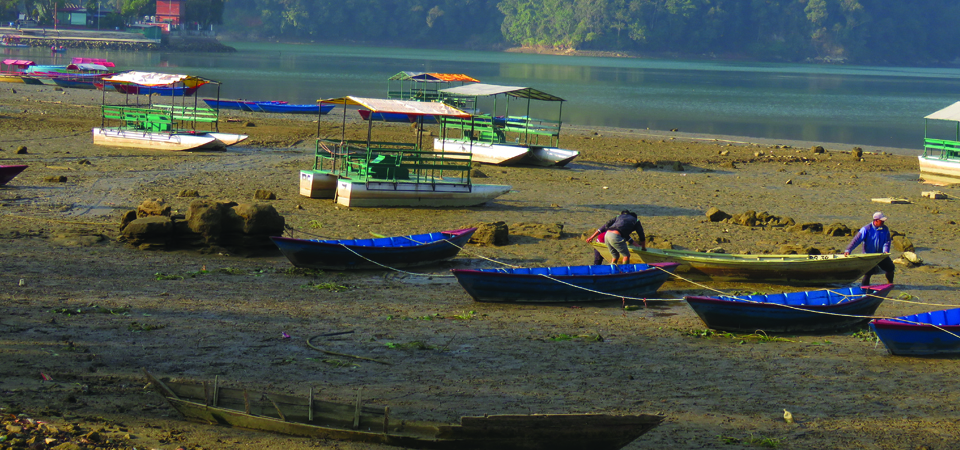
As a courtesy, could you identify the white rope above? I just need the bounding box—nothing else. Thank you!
[336,243,456,278]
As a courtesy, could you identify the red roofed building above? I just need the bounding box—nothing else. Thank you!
[156,0,182,26]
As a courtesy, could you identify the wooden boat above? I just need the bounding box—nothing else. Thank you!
[302,96,511,207]
[870,308,960,356]
[0,35,29,48]
[143,369,662,450]
[592,243,890,285]
[435,84,580,167]
[451,262,679,303]
[0,165,28,186]
[685,284,894,333]
[259,102,335,115]
[271,228,476,270]
[919,101,960,185]
[202,98,248,110]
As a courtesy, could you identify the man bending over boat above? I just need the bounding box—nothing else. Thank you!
[843,211,894,286]
[586,210,646,265]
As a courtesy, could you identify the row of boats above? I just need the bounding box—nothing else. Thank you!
[269,227,960,358]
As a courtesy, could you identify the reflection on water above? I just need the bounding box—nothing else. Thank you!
[12,42,960,149]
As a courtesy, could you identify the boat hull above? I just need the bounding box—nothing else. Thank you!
[0,165,28,186]
[144,370,662,450]
[452,262,679,303]
[593,243,889,285]
[0,74,25,83]
[871,308,960,355]
[918,155,960,186]
[335,179,511,207]
[685,284,893,333]
[526,146,580,167]
[113,84,200,96]
[271,228,477,270]
[434,138,529,165]
[92,128,222,151]
[259,103,336,114]
[203,132,249,146]
[299,169,339,198]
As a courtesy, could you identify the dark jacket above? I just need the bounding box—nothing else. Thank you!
[601,214,645,243]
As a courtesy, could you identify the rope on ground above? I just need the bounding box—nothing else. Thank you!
[306,331,392,365]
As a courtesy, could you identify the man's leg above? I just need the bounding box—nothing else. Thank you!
[877,257,895,284]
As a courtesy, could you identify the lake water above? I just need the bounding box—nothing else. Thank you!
[12,42,960,152]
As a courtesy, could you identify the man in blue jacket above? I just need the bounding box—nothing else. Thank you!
[843,211,894,286]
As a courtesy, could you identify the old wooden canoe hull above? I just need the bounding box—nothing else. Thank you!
[144,370,662,450]
[870,308,960,355]
[452,262,679,303]
[685,284,893,333]
[334,179,511,207]
[918,155,960,186]
[592,243,889,285]
[92,128,222,151]
[0,165,27,186]
[271,228,476,270]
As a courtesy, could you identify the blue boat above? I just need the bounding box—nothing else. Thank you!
[270,228,477,270]
[450,262,679,303]
[202,98,263,111]
[870,308,960,356]
[258,103,336,115]
[684,284,894,333]
[357,109,436,123]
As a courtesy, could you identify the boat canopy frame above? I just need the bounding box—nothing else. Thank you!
[99,71,222,134]
[923,101,960,162]
[438,83,566,148]
[313,96,476,191]
[386,71,479,108]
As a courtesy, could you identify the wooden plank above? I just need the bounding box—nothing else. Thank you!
[871,197,911,204]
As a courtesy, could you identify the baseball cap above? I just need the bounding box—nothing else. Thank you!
[873,212,887,221]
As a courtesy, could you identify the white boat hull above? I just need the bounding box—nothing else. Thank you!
[299,170,338,198]
[918,155,960,186]
[92,128,221,151]
[434,138,578,166]
[204,132,248,146]
[434,138,529,165]
[335,179,511,207]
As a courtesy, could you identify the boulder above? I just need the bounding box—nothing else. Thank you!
[645,235,673,250]
[510,222,563,240]
[178,189,200,198]
[470,222,509,246]
[892,235,915,252]
[119,210,137,231]
[137,199,171,218]
[254,189,277,200]
[786,222,823,233]
[120,216,174,246]
[231,203,285,235]
[812,145,825,154]
[186,200,237,243]
[705,207,731,222]
[823,223,851,236]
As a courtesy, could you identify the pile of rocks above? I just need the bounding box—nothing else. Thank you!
[119,199,285,253]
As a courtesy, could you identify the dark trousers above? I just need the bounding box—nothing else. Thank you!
[862,256,895,285]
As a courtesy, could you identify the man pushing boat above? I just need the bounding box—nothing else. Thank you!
[586,210,646,265]
[844,211,894,286]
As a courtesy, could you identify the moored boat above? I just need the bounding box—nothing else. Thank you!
[271,228,476,270]
[258,102,335,114]
[143,369,663,450]
[301,96,512,207]
[592,243,890,285]
[919,101,960,185]
[452,262,680,303]
[92,128,221,151]
[685,284,894,333]
[870,308,960,356]
[0,165,28,185]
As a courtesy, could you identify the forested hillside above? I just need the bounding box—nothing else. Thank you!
[220,0,960,65]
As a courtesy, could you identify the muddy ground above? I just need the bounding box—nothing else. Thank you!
[2,83,960,450]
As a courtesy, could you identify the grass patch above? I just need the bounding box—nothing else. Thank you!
[451,310,478,320]
[548,333,604,342]
[217,267,248,275]
[718,434,781,448]
[50,305,129,316]
[301,282,348,292]
[309,220,323,229]
[852,329,878,342]
[128,321,166,332]
[278,267,325,277]
[677,328,795,343]
[385,341,435,350]
[154,272,183,281]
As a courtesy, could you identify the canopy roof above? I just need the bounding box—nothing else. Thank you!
[319,96,471,118]
[103,71,215,87]
[66,63,110,71]
[439,83,565,102]
[387,71,479,83]
[925,102,960,121]
[71,57,115,68]
[2,59,34,66]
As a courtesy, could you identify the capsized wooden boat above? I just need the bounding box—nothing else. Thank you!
[271,228,477,270]
[143,369,662,450]
[92,128,222,151]
[870,308,960,356]
[592,243,890,285]
[0,164,28,186]
[452,262,679,303]
[684,284,893,333]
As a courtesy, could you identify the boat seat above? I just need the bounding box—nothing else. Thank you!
[930,310,948,325]
[947,309,960,326]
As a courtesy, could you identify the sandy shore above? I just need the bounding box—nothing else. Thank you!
[2,82,960,450]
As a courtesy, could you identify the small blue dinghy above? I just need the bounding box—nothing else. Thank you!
[271,228,476,271]
[685,284,894,333]
[450,262,679,303]
[870,308,960,356]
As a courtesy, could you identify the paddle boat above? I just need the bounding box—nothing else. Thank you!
[592,243,890,285]
[93,71,247,151]
[918,101,960,185]
[300,96,512,207]
[452,262,679,303]
[870,308,960,356]
[434,84,580,167]
[0,59,34,83]
[685,284,894,333]
[271,228,476,270]
[0,165,28,186]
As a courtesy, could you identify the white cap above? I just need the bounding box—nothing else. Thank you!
[873,211,887,221]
